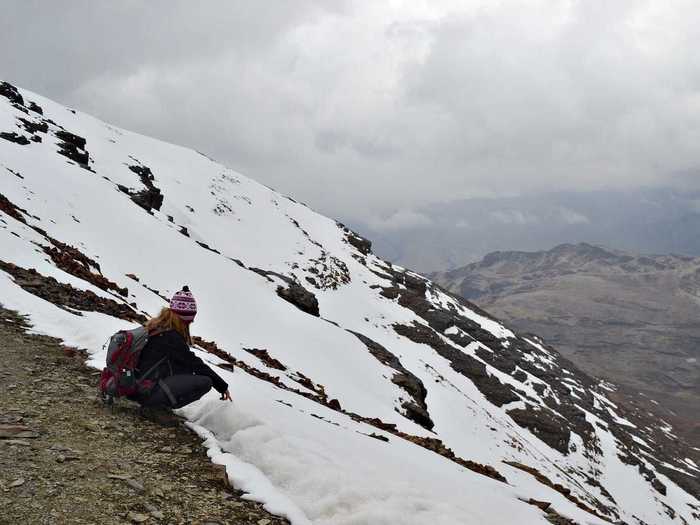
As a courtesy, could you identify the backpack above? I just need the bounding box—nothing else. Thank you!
[99,326,165,405]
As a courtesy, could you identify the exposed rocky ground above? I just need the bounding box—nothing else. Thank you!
[430,242,700,446]
[0,305,289,525]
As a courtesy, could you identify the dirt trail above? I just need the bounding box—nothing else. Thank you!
[0,305,289,525]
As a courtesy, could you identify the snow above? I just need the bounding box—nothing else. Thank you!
[429,288,515,340]
[181,373,553,525]
[187,422,312,525]
[1,83,698,525]
[684,458,700,471]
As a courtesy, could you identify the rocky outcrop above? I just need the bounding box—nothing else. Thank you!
[18,117,48,135]
[27,101,43,114]
[276,282,320,317]
[0,192,30,223]
[394,321,520,407]
[42,237,128,297]
[0,81,24,106]
[55,130,90,168]
[127,164,163,212]
[507,407,571,454]
[348,330,434,430]
[0,261,144,323]
[115,163,164,214]
[243,348,287,370]
[303,252,350,290]
[338,223,372,255]
[0,81,43,117]
[0,132,30,145]
[194,241,221,255]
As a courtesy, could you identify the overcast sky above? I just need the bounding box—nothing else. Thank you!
[3,0,700,228]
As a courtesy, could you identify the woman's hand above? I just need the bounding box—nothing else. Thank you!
[221,389,233,402]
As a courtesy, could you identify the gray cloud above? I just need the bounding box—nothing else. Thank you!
[2,1,700,225]
[352,187,700,271]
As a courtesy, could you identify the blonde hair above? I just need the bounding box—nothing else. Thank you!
[145,307,192,344]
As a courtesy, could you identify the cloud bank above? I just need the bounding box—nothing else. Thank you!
[3,0,700,223]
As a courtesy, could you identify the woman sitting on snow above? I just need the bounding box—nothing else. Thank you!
[135,286,232,412]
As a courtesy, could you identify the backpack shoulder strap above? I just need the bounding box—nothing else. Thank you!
[146,327,168,338]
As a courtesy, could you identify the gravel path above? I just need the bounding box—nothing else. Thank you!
[0,305,289,525]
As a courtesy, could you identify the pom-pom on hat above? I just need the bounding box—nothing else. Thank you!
[170,285,197,322]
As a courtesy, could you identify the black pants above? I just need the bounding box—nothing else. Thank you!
[141,375,213,409]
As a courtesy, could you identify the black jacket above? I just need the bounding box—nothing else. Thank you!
[137,329,228,394]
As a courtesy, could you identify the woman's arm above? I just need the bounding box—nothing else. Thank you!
[166,331,230,394]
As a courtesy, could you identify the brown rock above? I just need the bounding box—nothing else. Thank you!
[528,499,552,511]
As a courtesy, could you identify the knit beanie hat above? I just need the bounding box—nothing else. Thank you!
[170,285,197,322]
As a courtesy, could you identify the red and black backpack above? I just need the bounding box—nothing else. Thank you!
[99,326,165,404]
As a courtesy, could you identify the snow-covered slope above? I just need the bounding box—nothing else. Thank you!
[1,80,698,525]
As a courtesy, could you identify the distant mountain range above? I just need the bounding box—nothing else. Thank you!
[430,242,700,445]
[349,188,700,273]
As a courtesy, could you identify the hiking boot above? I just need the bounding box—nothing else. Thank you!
[138,407,182,427]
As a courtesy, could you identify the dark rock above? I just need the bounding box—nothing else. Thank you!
[276,283,319,317]
[127,164,163,212]
[227,257,245,268]
[4,167,23,179]
[400,401,433,430]
[507,407,571,454]
[0,132,30,145]
[55,130,90,167]
[55,129,86,150]
[379,286,400,300]
[0,193,29,223]
[348,331,403,369]
[249,267,293,284]
[18,117,48,135]
[651,477,667,496]
[130,187,164,213]
[527,499,551,511]
[128,164,154,185]
[338,223,372,255]
[244,348,287,370]
[27,101,43,115]
[196,241,221,255]
[513,369,527,383]
[0,82,23,105]
[475,345,516,374]
[532,382,546,396]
